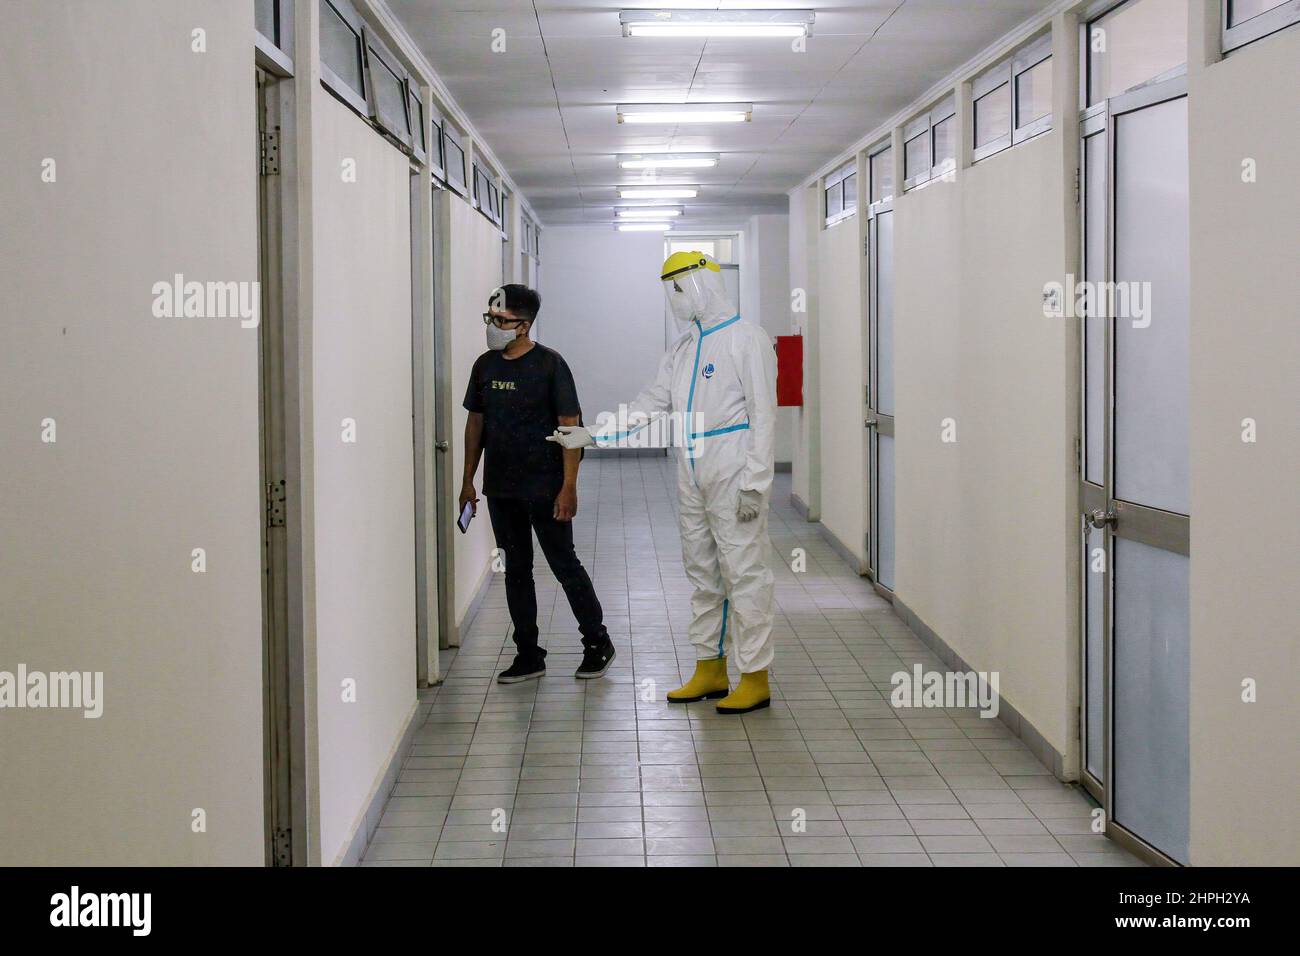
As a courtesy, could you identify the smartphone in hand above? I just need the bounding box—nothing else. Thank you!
[457,500,474,534]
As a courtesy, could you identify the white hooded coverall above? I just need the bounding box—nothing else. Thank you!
[594,311,778,674]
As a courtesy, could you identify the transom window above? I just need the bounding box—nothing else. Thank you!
[823,160,857,225]
[902,95,955,191]
[971,32,1053,164]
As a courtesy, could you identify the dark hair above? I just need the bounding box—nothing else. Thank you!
[493,283,541,323]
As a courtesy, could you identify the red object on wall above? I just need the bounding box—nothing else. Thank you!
[775,335,803,407]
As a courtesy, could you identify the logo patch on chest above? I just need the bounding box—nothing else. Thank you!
[491,380,516,390]
[702,362,716,379]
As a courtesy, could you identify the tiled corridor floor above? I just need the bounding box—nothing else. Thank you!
[363,457,1142,867]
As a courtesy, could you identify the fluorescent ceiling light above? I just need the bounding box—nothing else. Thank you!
[619,187,698,199]
[617,222,672,232]
[617,103,751,125]
[619,153,720,170]
[620,9,815,39]
[617,207,684,218]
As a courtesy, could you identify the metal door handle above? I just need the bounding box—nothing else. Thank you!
[1086,509,1116,529]
[435,441,449,452]
[864,417,878,428]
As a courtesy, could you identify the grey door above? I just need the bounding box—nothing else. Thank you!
[1079,76,1190,865]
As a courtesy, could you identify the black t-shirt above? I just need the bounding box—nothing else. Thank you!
[463,343,581,500]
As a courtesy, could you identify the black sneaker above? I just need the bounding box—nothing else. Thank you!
[575,639,616,679]
[497,656,546,684]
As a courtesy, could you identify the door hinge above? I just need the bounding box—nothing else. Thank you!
[863,234,870,257]
[1073,167,1081,205]
[272,827,292,866]
[1074,436,1082,475]
[266,479,286,528]
[260,127,281,176]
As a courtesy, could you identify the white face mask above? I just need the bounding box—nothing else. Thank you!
[666,281,698,326]
[486,323,516,351]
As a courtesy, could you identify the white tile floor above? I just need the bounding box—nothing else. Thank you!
[363,456,1143,867]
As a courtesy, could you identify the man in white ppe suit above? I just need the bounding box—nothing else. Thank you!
[547,251,777,713]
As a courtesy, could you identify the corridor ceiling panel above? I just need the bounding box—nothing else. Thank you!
[389,0,1058,225]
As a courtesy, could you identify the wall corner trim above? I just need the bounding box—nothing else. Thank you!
[814,518,866,576]
[452,556,497,647]
[333,699,422,867]
[892,596,1071,782]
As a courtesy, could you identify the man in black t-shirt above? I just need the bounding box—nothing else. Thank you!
[460,284,614,684]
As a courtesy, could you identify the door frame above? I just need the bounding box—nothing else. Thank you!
[431,185,458,648]
[411,167,447,682]
[256,65,310,867]
[865,197,895,599]
[1077,72,1190,868]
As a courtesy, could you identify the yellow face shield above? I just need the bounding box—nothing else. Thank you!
[661,251,727,326]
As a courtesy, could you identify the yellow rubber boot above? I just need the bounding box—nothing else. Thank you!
[666,657,730,703]
[716,670,770,714]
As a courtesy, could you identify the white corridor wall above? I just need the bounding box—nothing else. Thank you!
[311,87,418,866]
[538,226,669,430]
[0,0,264,865]
[447,193,508,627]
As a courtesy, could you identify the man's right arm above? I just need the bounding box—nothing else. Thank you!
[460,412,484,515]
[460,357,485,515]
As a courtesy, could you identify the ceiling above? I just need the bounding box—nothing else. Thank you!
[388,1,1058,227]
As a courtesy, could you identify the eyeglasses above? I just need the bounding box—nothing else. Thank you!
[482,311,526,329]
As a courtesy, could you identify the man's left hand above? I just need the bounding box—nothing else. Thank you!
[554,483,578,522]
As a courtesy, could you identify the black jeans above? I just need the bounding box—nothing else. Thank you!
[486,496,608,664]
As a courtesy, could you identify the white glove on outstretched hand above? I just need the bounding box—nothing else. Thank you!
[737,489,763,523]
[546,424,595,450]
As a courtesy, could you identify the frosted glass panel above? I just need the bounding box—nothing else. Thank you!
[974,83,1011,149]
[321,2,364,97]
[875,212,895,415]
[1114,97,1189,514]
[256,0,277,42]
[904,133,929,181]
[372,55,408,134]
[1088,0,1187,105]
[932,117,955,171]
[1085,527,1106,780]
[1015,58,1052,126]
[1084,132,1107,485]
[824,181,843,220]
[870,148,893,203]
[1113,537,1189,863]
[876,434,895,591]
[408,91,425,152]
[1230,0,1289,26]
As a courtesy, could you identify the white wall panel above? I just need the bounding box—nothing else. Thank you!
[311,89,416,866]
[0,0,263,865]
